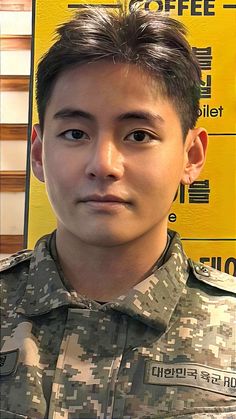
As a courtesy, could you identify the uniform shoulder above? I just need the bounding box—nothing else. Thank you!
[0,249,33,273]
[189,259,236,295]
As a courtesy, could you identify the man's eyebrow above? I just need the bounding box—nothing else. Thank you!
[117,111,165,124]
[53,108,94,121]
[53,108,165,124]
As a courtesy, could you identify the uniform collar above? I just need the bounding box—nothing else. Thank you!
[16,231,190,331]
[110,231,190,331]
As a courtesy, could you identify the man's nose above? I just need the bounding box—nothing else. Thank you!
[85,136,124,180]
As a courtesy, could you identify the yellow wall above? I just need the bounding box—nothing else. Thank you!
[27,0,236,275]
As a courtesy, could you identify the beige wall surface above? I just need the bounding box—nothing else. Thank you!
[0,3,32,259]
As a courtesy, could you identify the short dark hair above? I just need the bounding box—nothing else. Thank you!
[36,8,201,138]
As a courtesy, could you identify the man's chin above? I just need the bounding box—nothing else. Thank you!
[69,228,135,248]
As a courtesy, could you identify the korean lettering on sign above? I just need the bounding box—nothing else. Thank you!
[192,46,213,99]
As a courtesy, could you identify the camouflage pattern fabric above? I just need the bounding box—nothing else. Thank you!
[0,230,235,419]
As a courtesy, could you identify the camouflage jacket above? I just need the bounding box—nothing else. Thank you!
[0,231,235,419]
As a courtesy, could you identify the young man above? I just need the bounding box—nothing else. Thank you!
[0,8,235,419]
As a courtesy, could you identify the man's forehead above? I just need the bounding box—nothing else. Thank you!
[50,60,166,100]
[44,61,173,124]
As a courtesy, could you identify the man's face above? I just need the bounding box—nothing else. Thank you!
[33,62,198,247]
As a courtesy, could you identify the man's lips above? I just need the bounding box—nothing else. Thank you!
[80,194,129,203]
[78,194,132,210]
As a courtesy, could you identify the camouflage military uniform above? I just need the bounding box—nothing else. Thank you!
[0,230,235,419]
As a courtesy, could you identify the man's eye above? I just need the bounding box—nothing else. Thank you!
[61,129,88,141]
[126,130,156,143]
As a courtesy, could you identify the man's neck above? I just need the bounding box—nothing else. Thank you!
[55,225,169,302]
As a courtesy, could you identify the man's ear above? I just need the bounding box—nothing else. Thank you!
[181,127,208,185]
[31,124,45,182]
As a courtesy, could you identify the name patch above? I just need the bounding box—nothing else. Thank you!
[144,361,236,397]
[0,349,19,376]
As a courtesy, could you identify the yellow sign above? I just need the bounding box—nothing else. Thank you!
[26,0,236,275]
